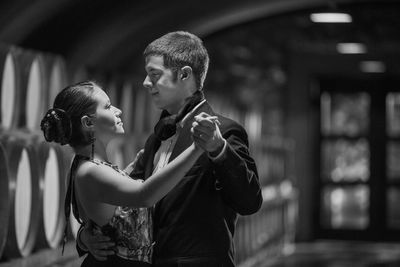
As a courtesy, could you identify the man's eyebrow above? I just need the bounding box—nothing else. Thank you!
[148,68,160,72]
[146,65,162,71]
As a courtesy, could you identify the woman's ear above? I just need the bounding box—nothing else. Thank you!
[81,115,95,131]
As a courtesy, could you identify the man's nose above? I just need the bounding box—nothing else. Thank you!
[143,76,152,89]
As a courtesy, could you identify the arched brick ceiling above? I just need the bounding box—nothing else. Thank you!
[0,0,398,75]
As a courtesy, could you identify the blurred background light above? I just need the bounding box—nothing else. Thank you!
[310,13,352,23]
[359,61,386,73]
[336,43,367,54]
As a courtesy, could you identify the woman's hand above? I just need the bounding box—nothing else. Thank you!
[191,112,224,154]
[123,149,144,174]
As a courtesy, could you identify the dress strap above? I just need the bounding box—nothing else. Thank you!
[62,154,88,254]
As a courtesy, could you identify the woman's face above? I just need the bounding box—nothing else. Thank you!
[91,87,124,137]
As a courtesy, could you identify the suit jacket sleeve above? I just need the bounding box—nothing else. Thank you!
[213,122,263,215]
[75,225,87,257]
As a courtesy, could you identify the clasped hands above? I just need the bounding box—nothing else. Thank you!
[191,112,225,155]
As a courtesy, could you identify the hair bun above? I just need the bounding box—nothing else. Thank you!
[40,108,72,145]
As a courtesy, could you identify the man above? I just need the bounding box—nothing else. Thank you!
[78,31,262,266]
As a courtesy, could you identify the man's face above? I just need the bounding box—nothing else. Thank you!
[143,55,190,114]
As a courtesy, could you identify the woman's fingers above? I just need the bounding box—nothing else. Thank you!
[194,113,220,126]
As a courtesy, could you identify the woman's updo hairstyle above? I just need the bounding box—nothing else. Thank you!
[40,80,100,147]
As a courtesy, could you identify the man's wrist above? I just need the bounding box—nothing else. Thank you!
[208,139,227,160]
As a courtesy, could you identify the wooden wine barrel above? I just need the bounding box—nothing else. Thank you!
[120,81,135,133]
[47,56,68,108]
[13,51,47,131]
[147,90,161,132]
[134,88,146,134]
[35,143,66,249]
[25,55,46,131]
[70,66,88,84]
[69,211,81,240]
[0,47,21,130]
[2,140,41,258]
[105,79,120,108]
[0,142,10,259]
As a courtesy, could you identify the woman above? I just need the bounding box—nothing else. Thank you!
[40,81,205,266]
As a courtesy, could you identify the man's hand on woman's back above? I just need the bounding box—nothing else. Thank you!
[79,224,116,261]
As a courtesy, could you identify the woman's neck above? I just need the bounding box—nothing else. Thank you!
[74,139,108,162]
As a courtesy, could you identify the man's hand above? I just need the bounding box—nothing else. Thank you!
[80,225,116,261]
[191,112,225,155]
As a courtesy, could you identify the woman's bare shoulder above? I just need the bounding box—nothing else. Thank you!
[75,160,110,183]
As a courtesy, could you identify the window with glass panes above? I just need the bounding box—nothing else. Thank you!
[317,78,400,240]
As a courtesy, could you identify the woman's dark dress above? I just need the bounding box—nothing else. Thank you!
[71,156,153,267]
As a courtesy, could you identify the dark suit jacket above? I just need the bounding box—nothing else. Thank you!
[131,102,263,266]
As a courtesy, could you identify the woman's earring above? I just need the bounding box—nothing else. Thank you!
[90,131,96,159]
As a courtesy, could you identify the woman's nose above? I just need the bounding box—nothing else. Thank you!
[114,106,122,116]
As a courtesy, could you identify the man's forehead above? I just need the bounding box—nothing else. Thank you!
[145,55,164,69]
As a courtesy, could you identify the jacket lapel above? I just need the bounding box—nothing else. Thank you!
[169,102,214,162]
[144,135,160,179]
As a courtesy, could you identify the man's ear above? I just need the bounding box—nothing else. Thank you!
[180,66,192,80]
[81,115,95,130]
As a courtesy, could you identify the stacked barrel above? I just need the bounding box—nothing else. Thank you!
[0,45,72,260]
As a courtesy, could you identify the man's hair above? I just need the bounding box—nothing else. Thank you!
[144,31,209,90]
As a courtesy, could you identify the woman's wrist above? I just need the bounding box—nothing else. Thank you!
[191,142,203,154]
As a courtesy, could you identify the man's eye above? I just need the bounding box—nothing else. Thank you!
[150,74,160,83]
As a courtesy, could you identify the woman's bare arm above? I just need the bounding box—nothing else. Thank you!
[75,143,202,207]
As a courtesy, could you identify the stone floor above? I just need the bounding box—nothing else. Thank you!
[256,241,400,267]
